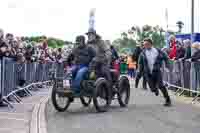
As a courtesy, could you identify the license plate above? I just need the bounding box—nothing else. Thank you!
[63,80,70,89]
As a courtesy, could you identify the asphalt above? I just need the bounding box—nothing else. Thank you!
[0,87,49,133]
[46,79,200,133]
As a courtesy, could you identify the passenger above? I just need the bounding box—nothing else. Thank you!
[67,35,96,93]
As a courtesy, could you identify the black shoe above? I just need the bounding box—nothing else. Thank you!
[143,87,147,90]
[164,98,172,107]
[154,89,159,96]
[151,88,159,96]
[69,97,74,102]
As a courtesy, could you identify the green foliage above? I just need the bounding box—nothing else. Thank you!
[47,38,58,48]
[112,24,174,54]
[23,35,67,48]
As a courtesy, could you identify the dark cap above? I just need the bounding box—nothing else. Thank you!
[143,38,153,44]
[75,35,85,43]
[86,28,96,35]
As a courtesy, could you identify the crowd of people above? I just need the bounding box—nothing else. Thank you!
[162,35,200,62]
[0,28,69,64]
[3,25,200,107]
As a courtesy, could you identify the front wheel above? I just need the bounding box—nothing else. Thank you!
[93,78,111,112]
[117,76,130,107]
[51,83,71,112]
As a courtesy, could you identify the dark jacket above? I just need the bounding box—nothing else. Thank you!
[191,49,200,62]
[133,46,142,62]
[183,46,191,60]
[138,48,170,78]
[67,45,96,66]
[175,47,185,60]
[133,46,143,69]
[111,47,119,61]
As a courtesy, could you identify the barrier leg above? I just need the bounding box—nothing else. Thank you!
[12,93,22,103]
[24,88,32,96]
[178,90,185,96]
[175,88,181,95]
[192,93,200,104]
[2,98,14,108]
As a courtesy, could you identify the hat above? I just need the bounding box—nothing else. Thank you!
[192,42,200,49]
[86,28,96,35]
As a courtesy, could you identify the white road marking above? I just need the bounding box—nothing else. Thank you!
[0,112,24,115]
[0,116,28,122]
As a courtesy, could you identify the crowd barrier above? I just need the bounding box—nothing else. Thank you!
[162,60,200,104]
[1,56,199,107]
[0,57,65,108]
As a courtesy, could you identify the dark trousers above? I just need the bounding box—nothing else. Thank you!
[135,71,147,89]
[98,65,112,83]
[147,71,170,101]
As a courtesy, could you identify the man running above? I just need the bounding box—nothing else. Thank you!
[138,38,172,106]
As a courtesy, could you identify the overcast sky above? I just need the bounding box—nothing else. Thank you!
[0,0,199,42]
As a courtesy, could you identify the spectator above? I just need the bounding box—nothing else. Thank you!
[16,53,25,64]
[0,29,7,58]
[24,44,34,63]
[0,42,8,58]
[56,48,63,63]
[127,54,136,79]
[180,39,191,61]
[132,43,143,69]
[175,40,185,60]
[191,42,200,62]
[6,33,14,45]
[110,45,119,62]
[168,35,177,60]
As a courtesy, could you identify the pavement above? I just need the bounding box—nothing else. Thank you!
[0,87,49,133]
[46,79,200,133]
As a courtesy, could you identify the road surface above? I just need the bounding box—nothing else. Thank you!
[46,80,200,133]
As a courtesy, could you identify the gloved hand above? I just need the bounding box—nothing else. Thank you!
[89,71,96,80]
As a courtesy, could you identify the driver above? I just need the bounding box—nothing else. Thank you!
[67,35,96,93]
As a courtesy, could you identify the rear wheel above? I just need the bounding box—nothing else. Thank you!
[118,76,130,107]
[93,78,111,112]
[51,83,71,112]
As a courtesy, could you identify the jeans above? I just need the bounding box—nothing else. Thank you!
[128,68,135,78]
[71,65,88,92]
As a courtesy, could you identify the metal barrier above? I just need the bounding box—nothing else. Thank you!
[162,60,200,104]
[0,57,64,108]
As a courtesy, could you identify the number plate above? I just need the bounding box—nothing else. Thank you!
[63,80,70,89]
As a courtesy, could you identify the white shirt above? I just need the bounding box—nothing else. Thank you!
[145,47,159,73]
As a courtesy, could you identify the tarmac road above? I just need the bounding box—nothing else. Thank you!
[46,80,200,133]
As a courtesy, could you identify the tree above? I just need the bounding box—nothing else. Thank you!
[112,24,169,54]
[47,38,58,48]
[176,21,184,33]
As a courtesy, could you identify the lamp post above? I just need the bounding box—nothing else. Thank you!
[165,8,169,48]
[191,0,194,42]
[89,8,96,31]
